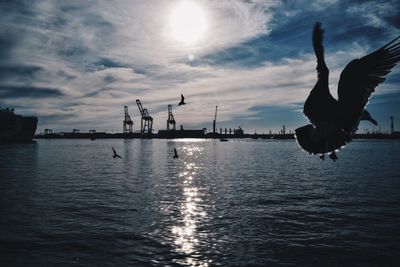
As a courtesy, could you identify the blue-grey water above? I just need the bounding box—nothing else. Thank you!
[1,139,400,266]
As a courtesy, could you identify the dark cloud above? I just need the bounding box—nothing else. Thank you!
[0,33,16,61]
[95,58,125,68]
[0,0,37,16]
[87,58,127,72]
[201,34,307,67]
[103,75,117,83]
[385,15,400,28]
[201,10,315,67]
[57,44,90,58]
[202,0,399,68]
[0,85,64,98]
[0,65,43,80]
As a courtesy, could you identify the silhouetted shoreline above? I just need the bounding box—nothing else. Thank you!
[34,131,400,140]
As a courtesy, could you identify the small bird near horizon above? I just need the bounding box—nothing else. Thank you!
[295,22,400,161]
[173,148,179,158]
[178,94,186,106]
[112,147,122,158]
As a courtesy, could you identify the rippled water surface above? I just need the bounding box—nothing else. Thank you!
[1,139,400,266]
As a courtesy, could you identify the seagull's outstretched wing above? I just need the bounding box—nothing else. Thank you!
[112,147,117,156]
[313,22,325,67]
[338,36,400,133]
[303,22,335,126]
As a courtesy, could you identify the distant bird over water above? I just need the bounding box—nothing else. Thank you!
[173,148,179,158]
[178,94,186,106]
[295,22,400,161]
[112,147,122,158]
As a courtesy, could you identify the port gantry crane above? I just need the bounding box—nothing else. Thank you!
[136,99,153,135]
[123,106,133,133]
[167,104,176,130]
[213,106,218,134]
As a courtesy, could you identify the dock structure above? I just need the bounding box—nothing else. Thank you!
[158,129,206,138]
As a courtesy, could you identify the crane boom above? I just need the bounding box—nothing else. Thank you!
[213,106,218,134]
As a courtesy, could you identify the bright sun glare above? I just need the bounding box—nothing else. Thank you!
[170,1,207,45]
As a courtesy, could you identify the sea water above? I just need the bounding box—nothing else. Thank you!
[1,139,399,266]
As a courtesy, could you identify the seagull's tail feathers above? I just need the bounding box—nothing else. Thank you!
[295,124,350,155]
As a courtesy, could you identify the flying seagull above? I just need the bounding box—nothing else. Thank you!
[112,147,122,158]
[178,94,186,106]
[295,22,400,161]
[173,148,179,159]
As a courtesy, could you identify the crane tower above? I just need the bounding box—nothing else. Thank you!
[136,99,153,135]
[123,106,133,133]
[167,104,176,130]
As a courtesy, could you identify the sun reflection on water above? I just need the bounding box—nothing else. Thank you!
[172,143,210,266]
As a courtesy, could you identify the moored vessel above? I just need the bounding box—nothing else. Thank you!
[0,108,38,143]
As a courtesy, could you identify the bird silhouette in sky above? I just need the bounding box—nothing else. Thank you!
[295,22,400,161]
[112,147,122,158]
[178,94,186,106]
[173,148,179,158]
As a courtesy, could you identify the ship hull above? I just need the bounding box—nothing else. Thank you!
[0,110,38,143]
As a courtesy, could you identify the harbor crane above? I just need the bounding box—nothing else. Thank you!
[123,106,133,133]
[136,99,153,135]
[167,104,176,130]
[213,106,218,134]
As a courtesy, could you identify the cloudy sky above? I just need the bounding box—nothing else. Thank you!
[1,0,399,134]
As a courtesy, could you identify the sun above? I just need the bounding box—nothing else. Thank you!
[169,1,207,45]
